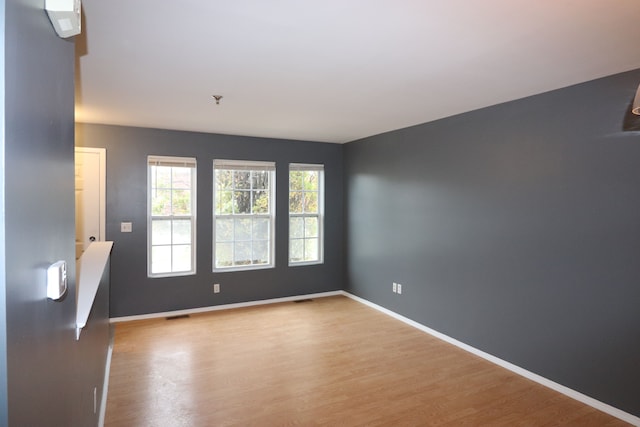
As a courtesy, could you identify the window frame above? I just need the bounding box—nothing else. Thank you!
[288,163,324,266]
[147,155,197,278]
[212,159,276,272]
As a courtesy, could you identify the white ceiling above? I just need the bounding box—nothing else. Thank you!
[75,0,640,144]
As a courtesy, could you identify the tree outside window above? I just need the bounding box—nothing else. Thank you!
[289,164,324,265]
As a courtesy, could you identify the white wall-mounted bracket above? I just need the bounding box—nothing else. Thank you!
[45,0,82,38]
[76,241,113,340]
[47,260,68,300]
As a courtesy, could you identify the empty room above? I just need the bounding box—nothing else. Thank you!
[1,0,640,426]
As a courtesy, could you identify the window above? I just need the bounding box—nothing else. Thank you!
[213,160,275,271]
[148,156,196,277]
[289,164,324,265]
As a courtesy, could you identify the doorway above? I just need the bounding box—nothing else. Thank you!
[75,147,106,259]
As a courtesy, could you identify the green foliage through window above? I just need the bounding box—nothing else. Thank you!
[213,161,275,270]
[289,165,323,265]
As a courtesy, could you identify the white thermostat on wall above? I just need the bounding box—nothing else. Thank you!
[45,0,82,38]
[47,260,68,300]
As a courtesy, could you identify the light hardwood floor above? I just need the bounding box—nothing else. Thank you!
[105,296,631,426]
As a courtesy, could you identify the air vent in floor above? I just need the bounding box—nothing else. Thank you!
[166,314,190,320]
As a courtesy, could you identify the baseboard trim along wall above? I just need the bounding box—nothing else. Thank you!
[342,292,640,426]
[109,291,344,323]
[99,326,114,427]
[107,290,639,425]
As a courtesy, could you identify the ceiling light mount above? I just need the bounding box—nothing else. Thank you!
[212,95,223,105]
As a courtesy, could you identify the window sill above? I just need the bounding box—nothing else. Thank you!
[288,260,324,267]
[213,264,275,273]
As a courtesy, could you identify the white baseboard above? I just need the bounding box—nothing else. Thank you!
[106,290,639,425]
[342,291,640,426]
[109,290,343,323]
[98,325,114,427]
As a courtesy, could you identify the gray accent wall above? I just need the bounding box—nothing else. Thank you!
[76,124,344,318]
[1,1,110,425]
[0,1,7,422]
[344,69,640,417]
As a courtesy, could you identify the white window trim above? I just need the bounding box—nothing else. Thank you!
[147,155,197,278]
[288,163,324,266]
[213,159,276,272]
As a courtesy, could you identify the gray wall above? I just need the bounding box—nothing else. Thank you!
[1,0,110,425]
[345,69,640,417]
[0,0,7,422]
[76,124,344,318]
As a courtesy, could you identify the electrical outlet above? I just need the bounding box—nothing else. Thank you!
[397,283,402,294]
[392,282,397,293]
[213,283,220,293]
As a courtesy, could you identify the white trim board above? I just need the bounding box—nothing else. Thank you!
[343,292,640,426]
[108,290,639,425]
[109,291,343,323]
[98,325,114,427]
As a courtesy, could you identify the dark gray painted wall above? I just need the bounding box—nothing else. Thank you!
[76,123,344,318]
[74,263,111,426]
[2,1,110,425]
[344,69,640,417]
[0,1,7,423]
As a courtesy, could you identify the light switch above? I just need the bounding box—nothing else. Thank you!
[121,222,132,232]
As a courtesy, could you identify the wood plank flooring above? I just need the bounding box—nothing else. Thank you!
[105,296,631,426]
